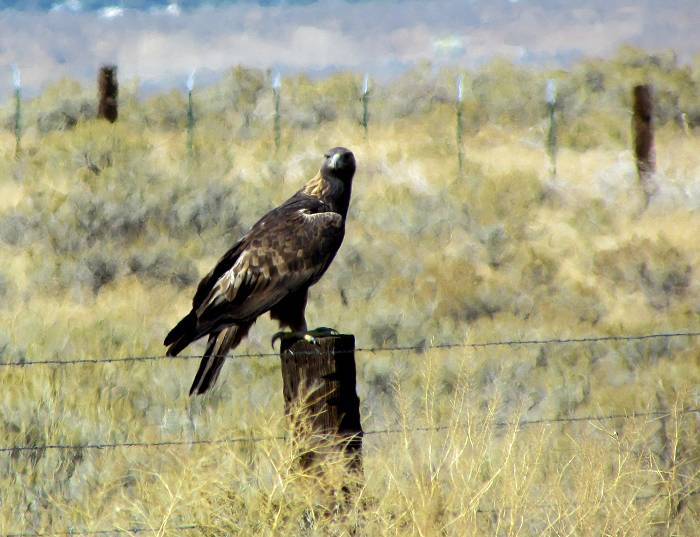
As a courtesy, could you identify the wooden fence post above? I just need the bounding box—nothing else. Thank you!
[186,70,196,160]
[98,65,118,123]
[12,65,21,158]
[546,79,557,177]
[272,73,281,152]
[361,74,370,140]
[280,334,363,475]
[456,75,464,176]
[632,84,656,208]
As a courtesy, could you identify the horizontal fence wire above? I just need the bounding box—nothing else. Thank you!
[3,408,698,455]
[362,407,700,436]
[0,434,283,454]
[1,330,699,368]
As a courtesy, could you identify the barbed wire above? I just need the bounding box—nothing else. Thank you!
[3,407,698,455]
[1,330,698,368]
[362,407,700,436]
[0,433,283,455]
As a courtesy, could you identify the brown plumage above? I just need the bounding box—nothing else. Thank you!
[164,147,356,395]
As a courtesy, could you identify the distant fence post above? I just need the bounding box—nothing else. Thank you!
[361,74,370,140]
[272,73,281,152]
[186,70,196,160]
[456,75,464,176]
[280,334,363,476]
[632,84,656,208]
[12,65,21,158]
[98,65,118,123]
[546,79,557,177]
[680,112,690,136]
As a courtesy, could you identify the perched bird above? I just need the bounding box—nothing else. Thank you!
[164,147,356,395]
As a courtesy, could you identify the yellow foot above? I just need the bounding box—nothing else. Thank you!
[303,327,339,344]
[271,327,339,348]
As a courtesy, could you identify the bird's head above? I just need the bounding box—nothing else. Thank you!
[321,147,356,184]
[303,147,355,215]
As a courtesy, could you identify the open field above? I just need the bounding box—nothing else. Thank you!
[1,51,700,535]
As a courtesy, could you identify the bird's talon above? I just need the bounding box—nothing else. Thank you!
[308,327,339,338]
[271,331,289,349]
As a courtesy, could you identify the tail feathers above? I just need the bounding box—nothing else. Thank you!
[189,322,252,396]
[164,311,197,356]
[189,342,226,395]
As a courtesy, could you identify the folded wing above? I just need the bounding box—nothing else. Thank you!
[164,198,344,355]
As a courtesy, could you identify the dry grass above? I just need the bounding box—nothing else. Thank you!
[0,68,699,535]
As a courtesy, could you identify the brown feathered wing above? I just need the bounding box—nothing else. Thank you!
[164,195,344,394]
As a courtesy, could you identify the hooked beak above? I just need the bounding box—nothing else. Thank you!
[328,152,341,169]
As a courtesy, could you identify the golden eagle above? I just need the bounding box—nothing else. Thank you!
[164,147,356,395]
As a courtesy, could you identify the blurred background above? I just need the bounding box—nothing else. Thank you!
[1,0,699,97]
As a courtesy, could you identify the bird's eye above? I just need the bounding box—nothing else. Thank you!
[324,153,330,158]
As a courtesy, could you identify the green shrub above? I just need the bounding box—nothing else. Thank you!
[128,250,197,288]
[594,237,692,310]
